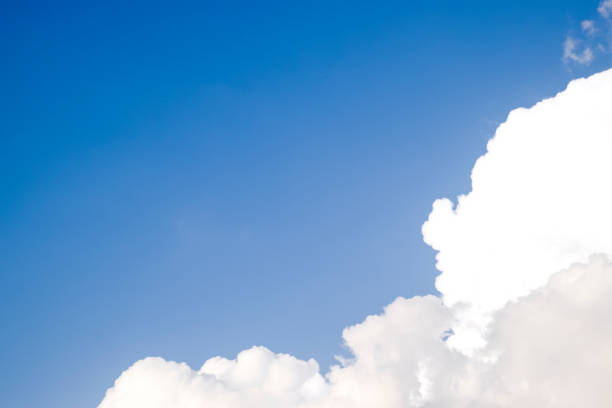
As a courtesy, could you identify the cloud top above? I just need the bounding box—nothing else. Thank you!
[423,68,612,310]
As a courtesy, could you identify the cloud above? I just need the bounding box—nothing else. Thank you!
[99,257,612,408]
[423,66,612,347]
[464,254,612,408]
[598,0,612,18]
[562,1,612,64]
[98,347,327,408]
[99,69,612,407]
[98,296,454,408]
[562,36,594,64]
[582,20,596,35]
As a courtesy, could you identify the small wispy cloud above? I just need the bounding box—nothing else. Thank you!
[581,19,596,35]
[563,36,594,64]
[563,1,612,65]
[598,0,612,18]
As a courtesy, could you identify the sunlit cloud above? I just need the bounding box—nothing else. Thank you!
[99,68,612,408]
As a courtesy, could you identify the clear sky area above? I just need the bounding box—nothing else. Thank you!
[1,1,610,407]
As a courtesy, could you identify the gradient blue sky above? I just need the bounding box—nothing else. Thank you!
[1,1,610,407]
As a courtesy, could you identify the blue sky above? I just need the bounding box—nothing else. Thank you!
[1,1,610,407]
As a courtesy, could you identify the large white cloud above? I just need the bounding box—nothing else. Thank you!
[99,257,612,407]
[99,68,612,407]
[423,67,612,349]
[99,296,460,408]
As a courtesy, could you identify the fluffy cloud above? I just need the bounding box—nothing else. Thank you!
[98,347,327,408]
[423,67,612,348]
[99,257,612,408]
[99,69,612,407]
[98,296,458,408]
[466,254,612,408]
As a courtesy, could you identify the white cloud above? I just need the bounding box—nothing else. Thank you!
[463,254,612,408]
[562,0,612,64]
[99,257,612,408]
[99,69,612,407]
[99,347,327,408]
[423,67,612,348]
[99,296,458,408]
[562,36,594,64]
[598,0,612,18]
[582,19,596,35]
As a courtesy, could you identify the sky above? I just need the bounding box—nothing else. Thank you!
[2,1,612,407]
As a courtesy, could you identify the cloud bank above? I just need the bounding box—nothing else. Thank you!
[99,68,612,407]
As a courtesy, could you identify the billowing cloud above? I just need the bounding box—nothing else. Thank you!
[99,69,612,407]
[99,296,461,408]
[99,257,612,408]
[98,347,327,408]
[463,254,612,408]
[422,66,612,348]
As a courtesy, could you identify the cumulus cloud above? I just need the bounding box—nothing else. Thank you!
[465,254,612,408]
[99,69,612,407]
[99,296,462,408]
[423,66,612,347]
[99,347,327,408]
[99,257,612,408]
